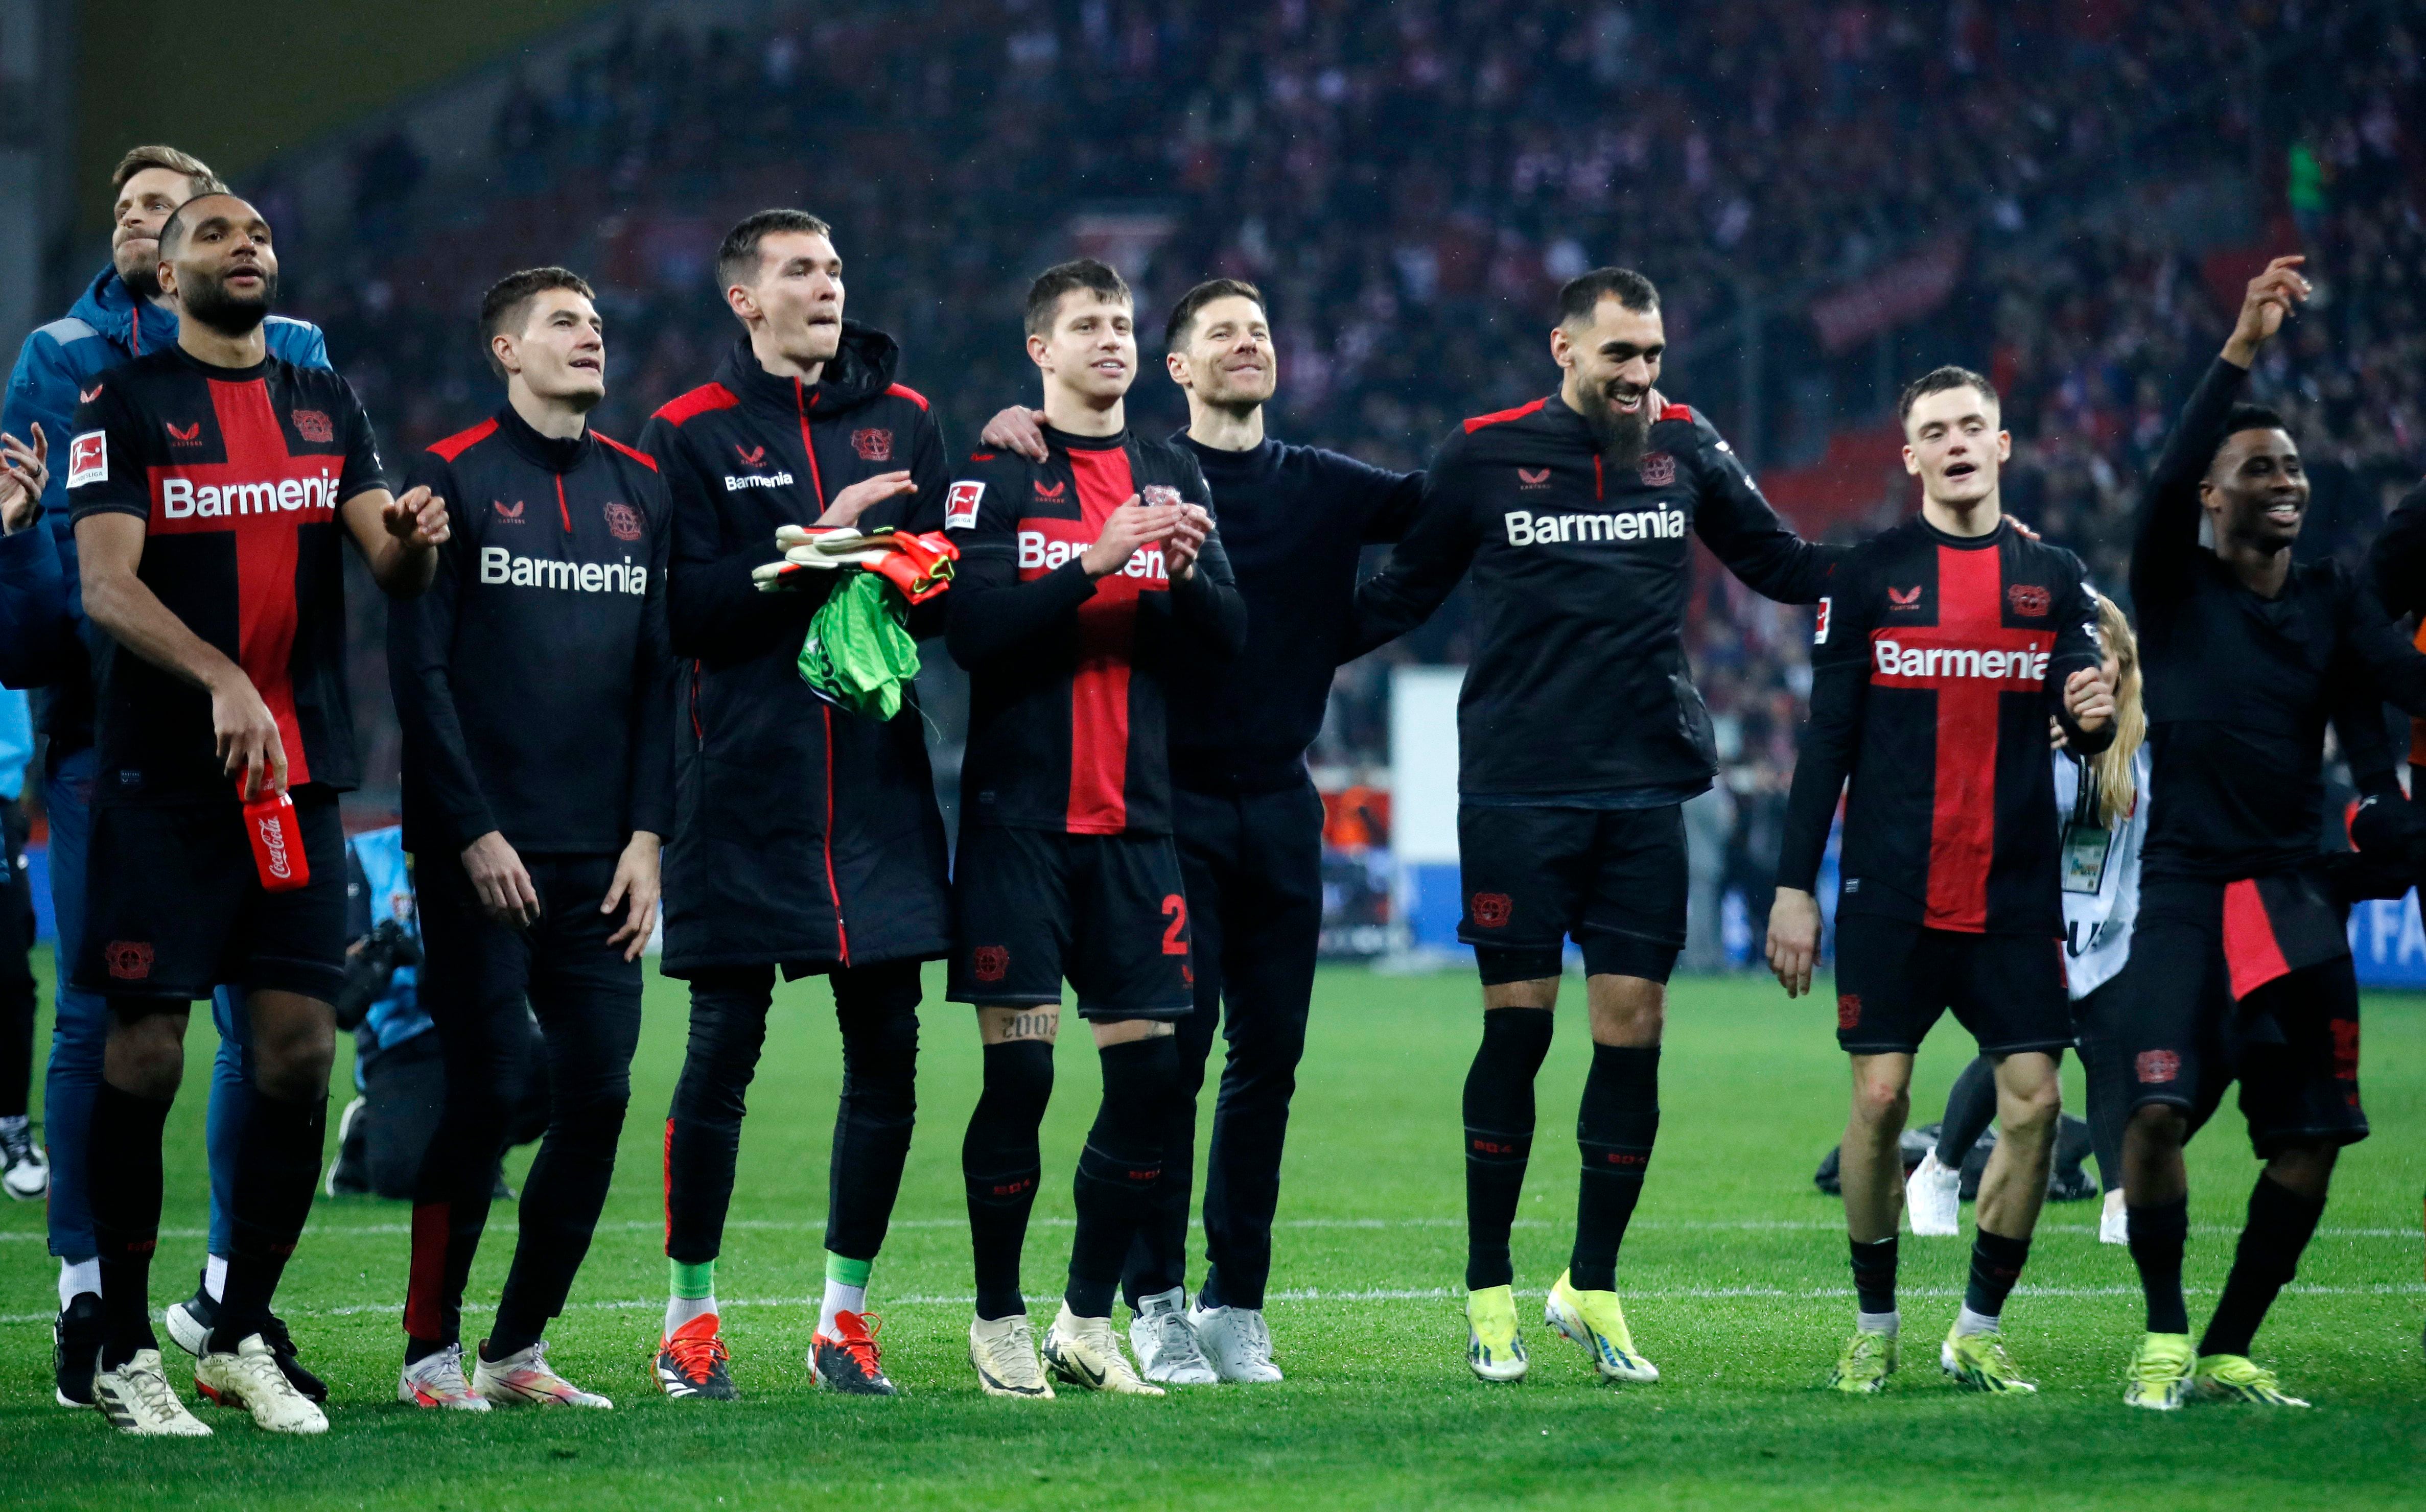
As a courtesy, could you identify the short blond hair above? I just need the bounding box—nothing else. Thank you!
[111,145,227,198]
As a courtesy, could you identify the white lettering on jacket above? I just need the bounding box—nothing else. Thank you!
[1502,507,1686,546]
[479,547,648,595]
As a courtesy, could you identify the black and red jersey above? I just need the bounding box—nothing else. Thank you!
[1778,516,2107,934]
[65,345,386,803]
[944,425,1246,836]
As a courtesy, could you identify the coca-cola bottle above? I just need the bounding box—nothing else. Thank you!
[241,783,310,892]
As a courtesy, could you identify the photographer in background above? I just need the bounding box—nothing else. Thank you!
[324,826,545,1200]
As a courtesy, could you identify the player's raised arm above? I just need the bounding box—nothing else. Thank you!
[2131,256,2310,611]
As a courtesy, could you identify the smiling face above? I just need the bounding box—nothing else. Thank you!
[1900,383,2009,507]
[1031,289,1138,405]
[1553,296,1663,464]
[1169,294,1276,408]
[157,193,278,336]
[729,229,844,370]
[497,287,606,409]
[112,166,200,301]
[2201,426,2308,554]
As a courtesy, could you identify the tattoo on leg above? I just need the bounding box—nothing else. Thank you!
[999,1010,1059,1043]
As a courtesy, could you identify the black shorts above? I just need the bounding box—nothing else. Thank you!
[948,825,1193,1020]
[2121,881,2368,1159]
[1832,915,2072,1058]
[73,789,348,1007]
[1456,803,1686,984]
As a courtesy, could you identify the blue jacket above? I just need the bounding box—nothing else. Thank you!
[0,689,28,801]
[0,266,330,757]
[346,825,429,1083]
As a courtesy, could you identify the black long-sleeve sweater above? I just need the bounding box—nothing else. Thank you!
[2129,357,2426,882]
[390,404,675,856]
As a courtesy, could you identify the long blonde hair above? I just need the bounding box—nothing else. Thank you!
[2087,593,2144,828]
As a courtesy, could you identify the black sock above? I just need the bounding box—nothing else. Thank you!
[1463,1009,1552,1291]
[2198,1174,2327,1359]
[88,1080,172,1368]
[1964,1226,2031,1321]
[1936,1055,1998,1168]
[1066,1036,1178,1318]
[1570,1043,1658,1291]
[214,1089,327,1352]
[2128,1195,2191,1335]
[963,1041,1053,1321]
[1849,1235,1898,1316]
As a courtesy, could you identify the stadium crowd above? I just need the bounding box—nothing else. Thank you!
[222,0,2424,903]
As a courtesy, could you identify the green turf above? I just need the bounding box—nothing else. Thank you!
[3,957,2422,1508]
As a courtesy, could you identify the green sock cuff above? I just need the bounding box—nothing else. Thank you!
[670,1258,716,1300]
[824,1253,872,1289]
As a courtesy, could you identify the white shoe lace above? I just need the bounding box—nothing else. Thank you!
[1234,1310,1274,1368]
[120,1356,191,1424]
[417,1343,474,1397]
[1077,1319,1146,1388]
[977,1318,1043,1385]
[1145,1308,1208,1369]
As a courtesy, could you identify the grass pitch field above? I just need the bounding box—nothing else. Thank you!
[2,959,2422,1508]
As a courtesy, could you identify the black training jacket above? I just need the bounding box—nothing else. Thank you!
[1347,391,1827,798]
[389,405,675,858]
[640,329,952,975]
[2129,357,2426,882]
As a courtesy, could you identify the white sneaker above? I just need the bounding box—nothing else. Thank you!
[92,1348,213,1436]
[1905,1150,1962,1237]
[472,1338,613,1408]
[2099,1188,2130,1246]
[196,1334,328,1434]
[400,1342,492,1410]
[969,1313,1054,1400]
[1190,1302,1282,1383]
[1128,1288,1218,1385]
[1042,1303,1163,1397]
[0,1122,48,1200]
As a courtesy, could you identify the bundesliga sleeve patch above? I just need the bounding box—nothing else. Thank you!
[945,480,985,530]
[68,430,108,488]
[1813,596,1832,645]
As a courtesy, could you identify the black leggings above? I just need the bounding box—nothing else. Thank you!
[664,958,921,1265]
[405,853,642,1354]
[1935,974,2128,1192]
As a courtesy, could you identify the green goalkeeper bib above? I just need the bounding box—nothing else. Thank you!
[797,572,922,722]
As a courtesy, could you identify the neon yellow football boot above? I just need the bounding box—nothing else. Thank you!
[2122,1332,2194,1410]
[1465,1285,1527,1382]
[1825,1329,1898,1393]
[1544,1270,1659,1383]
[1941,1326,2037,1393]
[2194,1353,2308,1407]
